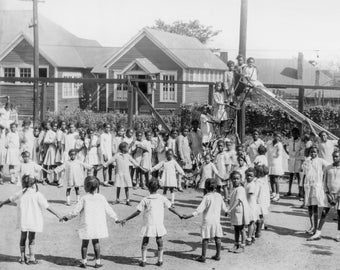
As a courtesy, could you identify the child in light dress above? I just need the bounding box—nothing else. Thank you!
[6,122,21,184]
[228,171,250,254]
[194,155,224,194]
[235,156,249,186]
[75,129,88,163]
[254,164,270,238]
[141,131,153,188]
[119,179,182,267]
[31,127,41,165]
[0,126,6,184]
[0,175,61,264]
[200,106,213,147]
[111,126,125,185]
[86,128,100,176]
[54,149,93,206]
[253,145,268,166]
[132,131,147,189]
[214,140,232,195]
[42,121,58,183]
[247,129,265,165]
[312,150,340,242]
[61,176,120,268]
[244,168,259,245]
[176,126,193,172]
[20,119,35,158]
[302,146,329,240]
[183,178,227,263]
[99,123,112,186]
[103,142,146,205]
[150,149,185,205]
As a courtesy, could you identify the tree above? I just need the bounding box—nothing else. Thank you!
[151,19,221,44]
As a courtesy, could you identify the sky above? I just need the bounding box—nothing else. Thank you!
[1,0,340,68]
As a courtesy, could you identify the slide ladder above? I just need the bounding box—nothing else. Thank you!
[252,83,338,140]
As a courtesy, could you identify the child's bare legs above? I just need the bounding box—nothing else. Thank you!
[230,225,244,253]
[28,232,36,263]
[66,188,72,205]
[255,215,264,238]
[81,239,89,265]
[19,231,28,262]
[108,164,113,184]
[270,175,280,201]
[75,187,80,202]
[156,236,163,264]
[92,239,101,265]
[116,187,121,203]
[196,238,208,262]
[129,166,135,187]
[307,205,318,236]
[140,237,149,265]
[169,188,175,205]
[125,187,131,205]
[141,172,149,189]
[307,206,330,241]
[247,221,255,244]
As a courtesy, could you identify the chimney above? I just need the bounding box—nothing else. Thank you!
[219,52,229,65]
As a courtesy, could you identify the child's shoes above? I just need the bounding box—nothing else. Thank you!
[228,244,239,253]
[94,263,103,268]
[156,261,163,266]
[139,261,146,267]
[211,255,221,261]
[245,238,252,246]
[234,245,245,253]
[79,262,87,268]
[195,256,206,263]
[126,201,132,206]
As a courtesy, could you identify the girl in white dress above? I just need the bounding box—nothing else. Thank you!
[55,120,67,165]
[31,127,41,165]
[141,131,153,188]
[42,121,58,183]
[228,170,251,254]
[132,131,147,189]
[213,82,228,133]
[86,128,100,176]
[267,132,284,202]
[194,155,224,194]
[123,128,135,182]
[104,142,145,205]
[119,179,182,267]
[111,126,125,184]
[0,126,6,184]
[99,123,112,186]
[247,129,265,164]
[0,175,60,264]
[75,129,87,163]
[301,146,328,239]
[151,149,185,205]
[200,107,213,146]
[183,178,227,262]
[63,123,78,165]
[6,122,21,184]
[61,176,120,268]
[244,168,259,245]
[54,149,92,206]
[20,119,35,158]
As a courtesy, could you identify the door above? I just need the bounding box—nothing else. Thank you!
[137,75,151,113]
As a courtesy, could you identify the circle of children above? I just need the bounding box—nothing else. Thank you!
[0,60,339,266]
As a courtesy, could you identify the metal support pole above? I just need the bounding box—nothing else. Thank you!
[298,87,305,134]
[127,79,134,129]
[237,0,248,143]
[32,0,40,124]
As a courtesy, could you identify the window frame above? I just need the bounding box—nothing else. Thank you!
[160,71,177,103]
[61,71,82,99]
[113,73,128,101]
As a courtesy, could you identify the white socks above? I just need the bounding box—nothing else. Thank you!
[66,196,71,205]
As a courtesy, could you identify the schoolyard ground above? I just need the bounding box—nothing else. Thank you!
[0,179,339,270]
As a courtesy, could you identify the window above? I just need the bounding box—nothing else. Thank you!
[114,74,128,101]
[62,72,82,98]
[4,67,15,77]
[189,70,194,81]
[207,71,211,82]
[19,68,31,78]
[39,67,48,78]
[161,73,177,102]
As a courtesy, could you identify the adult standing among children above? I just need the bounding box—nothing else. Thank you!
[247,129,265,164]
[267,132,284,202]
[317,131,338,165]
[284,127,303,198]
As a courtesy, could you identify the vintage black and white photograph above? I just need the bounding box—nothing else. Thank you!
[0,0,340,269]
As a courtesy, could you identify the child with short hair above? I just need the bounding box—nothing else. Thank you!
[99,123,112,186]
[103,142,146,205]
[118,179,182,267]
[6,122,21,184]
[31,127,41,165]
[244,167,259,245]
[150,149,186,205]
[61,176,120,268]
[214,140,232,195]
[200,106,213,148]
[182,178,227,262]
[42,121,58,183]
[235,156,249,186]
[86,128,100,176]
[54,149,93,206]
[132,130,147,189]
[228,171,250,253]
[254,144,268,166]
[0,175,61,264]
[20,119,34,158]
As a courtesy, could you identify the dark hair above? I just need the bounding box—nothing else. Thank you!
[217,140,225,146]
[252,129,260,135]
[84,176,99,194]
[204,178,217,192]
[170,129,178,135]
[126,128,133,134]
[103,123,111,129]
[68,149,77,155]
[255,165,269,177]
[309,145,318,153]
[236,144,244,150]
[230,170,241,179]
[21,151,30,157]
[247,57,255,63]
[145,130,152,136]
[135,130,143,136]
[319,131,327,137]
[119,142,128,152]
[245,167,256,175]
[227,60,235,66]
[22,175,38,193]
[236,55,244,60]
[258,145,267,155]
[22,118,31,127]
[148,178,160,193]
[333,150,340,156]
[191,119,199,126]
[166,149,174,155]
[10,122,17,128]
[291,127,300,136]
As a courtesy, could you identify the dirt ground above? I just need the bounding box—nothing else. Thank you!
[0,178,339,270]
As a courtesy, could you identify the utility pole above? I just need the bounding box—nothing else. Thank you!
[33,0,40,124]
[237,0,248,143]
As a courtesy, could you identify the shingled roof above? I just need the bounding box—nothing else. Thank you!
[0,10,116,68]
[104,27,227,71]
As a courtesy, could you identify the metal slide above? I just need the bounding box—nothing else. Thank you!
[253,84,339,140]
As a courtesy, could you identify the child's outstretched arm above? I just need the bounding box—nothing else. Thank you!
[0,198,11,208]
[60,197,84,222]
[183,196,207,219]
[119,210,141,225]
[168,206,183,219]
[47,207,62,220]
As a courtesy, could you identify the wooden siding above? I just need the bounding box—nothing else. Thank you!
[2,39,50,66]
[185,85,209,104]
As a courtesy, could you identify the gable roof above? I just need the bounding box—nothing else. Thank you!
[104,27,227,71]
[121,58,160,74]
[0,10,115,68]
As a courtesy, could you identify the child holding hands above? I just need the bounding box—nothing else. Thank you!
[182,178,227,262]
[61,176,120,268]
[118,179,182,267]
[0,175,61,264]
